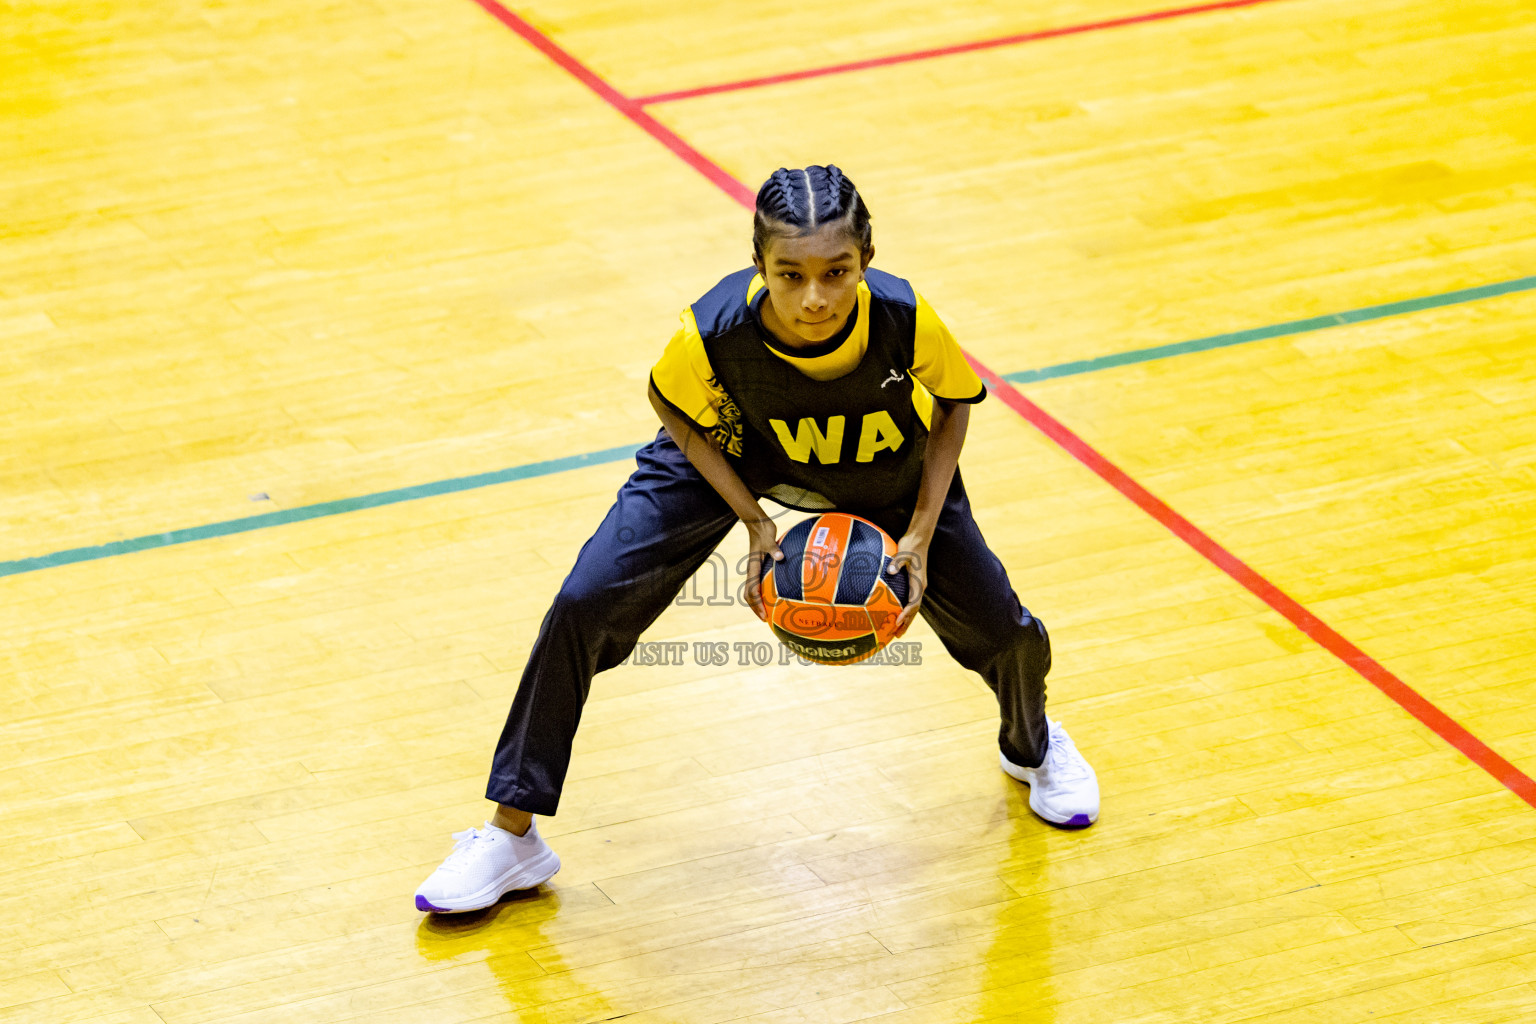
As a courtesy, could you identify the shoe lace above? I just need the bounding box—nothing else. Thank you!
[1044,725,1091,783]
[441,826,495,871]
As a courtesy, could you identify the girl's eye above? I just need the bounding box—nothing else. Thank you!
[781,272,800,280]
[828,269,846,278]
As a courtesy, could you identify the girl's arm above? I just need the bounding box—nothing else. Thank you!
[648,381,783,619]
[889,396,970,634]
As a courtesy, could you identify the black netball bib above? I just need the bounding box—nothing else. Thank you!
[690,268,928,512]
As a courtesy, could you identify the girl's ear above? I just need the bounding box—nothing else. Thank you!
[860,245,875,273]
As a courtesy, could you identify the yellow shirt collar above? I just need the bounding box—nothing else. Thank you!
[747,275,871,382]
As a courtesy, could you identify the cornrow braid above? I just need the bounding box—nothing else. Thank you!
[753,164,873,261]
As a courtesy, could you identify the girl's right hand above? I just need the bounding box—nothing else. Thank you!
[744,520,784,622]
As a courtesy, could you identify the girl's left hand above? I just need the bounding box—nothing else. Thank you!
[886,534,929,638]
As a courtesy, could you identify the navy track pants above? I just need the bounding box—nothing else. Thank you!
[486,429,1051,815]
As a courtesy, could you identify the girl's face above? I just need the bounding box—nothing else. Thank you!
[754,226,873,348]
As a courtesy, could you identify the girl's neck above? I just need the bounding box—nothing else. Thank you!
[756,293,814,350]
[754,292,857,358]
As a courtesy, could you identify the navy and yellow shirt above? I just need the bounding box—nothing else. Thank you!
[649,267,986,512]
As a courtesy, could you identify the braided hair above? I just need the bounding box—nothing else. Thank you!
[753,165,873,262]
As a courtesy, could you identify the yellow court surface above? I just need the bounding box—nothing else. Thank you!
[4,0,1536,1021]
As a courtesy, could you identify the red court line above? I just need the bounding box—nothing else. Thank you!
[968,364,1536,810]
[633,0,1291,106]
[466,0,754,206]
[469,0,1536,812]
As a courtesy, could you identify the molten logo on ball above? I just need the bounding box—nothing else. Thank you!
[758,513,911,665]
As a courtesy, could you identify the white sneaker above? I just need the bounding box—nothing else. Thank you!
[414,819,561,912]
[1000,718,1099,829]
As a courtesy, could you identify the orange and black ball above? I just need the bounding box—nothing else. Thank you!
[759,513,910,665]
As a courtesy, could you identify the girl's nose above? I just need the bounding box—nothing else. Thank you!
[803,284,827,312]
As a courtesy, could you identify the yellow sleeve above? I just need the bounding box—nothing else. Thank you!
[911,294,987,403]
[650,308,724,429]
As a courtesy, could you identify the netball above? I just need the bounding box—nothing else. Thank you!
[758,512,911,664]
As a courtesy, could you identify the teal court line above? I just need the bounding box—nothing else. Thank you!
[1004,274,1536,383]
[4,272,1534,580]
[0,446,648,578]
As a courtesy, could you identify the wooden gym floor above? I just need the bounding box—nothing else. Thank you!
[4,0,1536,1020]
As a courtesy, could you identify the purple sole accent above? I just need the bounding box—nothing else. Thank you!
[416,894,450,912]
[1051,813,1095,830]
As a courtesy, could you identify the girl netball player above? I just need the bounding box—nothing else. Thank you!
[415,165,1098,914]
